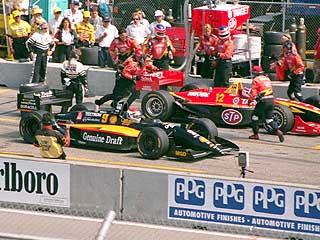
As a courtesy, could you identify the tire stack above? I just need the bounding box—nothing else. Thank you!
[261,31,284,80]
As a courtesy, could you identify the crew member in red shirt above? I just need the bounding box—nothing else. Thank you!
[143,24,175,70]
[247,66,284,142]
[95,49,158,107]
[109,28,141,66]
[313,28,320,83]
[197,23,218,78]
[214,26,234,87]
[282,42,305,102]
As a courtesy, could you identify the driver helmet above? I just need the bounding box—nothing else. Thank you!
[154,24,166,38]
[251,65,264,76]
[218,26,230,39]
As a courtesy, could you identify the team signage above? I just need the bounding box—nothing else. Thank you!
[0,158,70,207]
[168,175,320,236]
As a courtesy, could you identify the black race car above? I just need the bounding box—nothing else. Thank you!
[19,101,239,160]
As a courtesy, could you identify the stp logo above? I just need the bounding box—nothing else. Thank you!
[221,109,243,125]
[213,182,244,210]
[175,178,205,206]
[294,190,320,219]
[253,186,285,215]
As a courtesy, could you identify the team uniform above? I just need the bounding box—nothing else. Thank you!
[95,54,157,108]
[61,57,88,112]
[214,26,234,87]
[109,35,140,64]
[247,66,284,142]
[26,26,55,83]
[143,24,175,70]
[313,28,320,83]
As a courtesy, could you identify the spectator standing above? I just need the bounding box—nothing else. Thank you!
[75,11,95,47]
[7,10,31,60]
[96,16,118,68]
[26,22,55,83]
[143,24,175,70]
[150,10,171,37]
[126,13,151,45]
[89,7,103,38]
[54,18,77,63]
[49,7,63,36]
[282,42,305,101]
[30,6,47,34]
[34,112,68,159]
[109,28,141,65]
[214,26,234,87]
[63,0,83,29]
[196,24,219,78]
[313,28,320,83]
[60,49,88,113]
[132,8,150,28]
[247,66,284,142]
[95,51,158,108]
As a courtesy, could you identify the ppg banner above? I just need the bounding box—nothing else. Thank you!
[168,175,320,236]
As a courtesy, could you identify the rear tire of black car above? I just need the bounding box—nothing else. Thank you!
[137,127,169,160]
[179,82,208,92]
[69,102,97,112]
[264,105,294,134]
[19,83,49,93]
[141,90,175,121]
[188,118,218,142]
[19,110,49,143]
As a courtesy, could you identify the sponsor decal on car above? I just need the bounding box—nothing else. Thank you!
[221,109,243,125]
[187,92,209,98]
[82,132,123,145]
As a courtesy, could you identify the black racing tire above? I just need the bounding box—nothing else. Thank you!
[264,104,294,134]
[263,31,284,45]
[79,47,99,66]
[137,127,170,160]
[141,90,175,121]
[19,83,49,93]
[179,82,208,92]
[188,118,218,142]
[263,44,283,58]
[19,110,49,143]
[69,102,97,112]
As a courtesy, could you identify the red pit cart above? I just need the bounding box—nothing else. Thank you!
[136,70,184,91]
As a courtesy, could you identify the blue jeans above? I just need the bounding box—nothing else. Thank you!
[98,47,114,68]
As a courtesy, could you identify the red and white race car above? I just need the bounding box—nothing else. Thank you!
[141,80,320,135]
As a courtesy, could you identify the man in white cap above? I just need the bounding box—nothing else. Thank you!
[63,0,83,29]
[150,10,171,37]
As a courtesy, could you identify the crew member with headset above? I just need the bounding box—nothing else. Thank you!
[143,24,175,70]
[34,112,68,159]
[95,49,158,108]
[26,22,55,83]
[214,26,234,87]
[60,49,88,112]
[247,65,284,142]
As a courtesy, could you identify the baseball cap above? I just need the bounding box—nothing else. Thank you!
[103,16,111,22]
[72,0,80,5]
[53,7,62,14]
[32,7,43,15]
[154,10,164,17]
[12,10,21,18]
[83,10,90,18]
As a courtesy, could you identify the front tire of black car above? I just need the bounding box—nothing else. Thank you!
[188,118,218,142]
[141,90,175,121]
[263,105,294,134]
[19,110,49,143]
[137,127,169,160]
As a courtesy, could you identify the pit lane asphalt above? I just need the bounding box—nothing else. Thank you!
[0,87,319,186]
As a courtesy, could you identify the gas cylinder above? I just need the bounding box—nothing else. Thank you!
[289,18,297,43]
[296,17,306,60]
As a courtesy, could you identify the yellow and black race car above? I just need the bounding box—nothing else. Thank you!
[19,101,239,160]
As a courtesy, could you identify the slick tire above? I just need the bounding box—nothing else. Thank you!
[137,127,169,160]
[19,110,49,143]
[19,83,49,93]
[188,118,218,142]
[69,102,97,112]
[263,105,294,134]
[179,82,208,92]
[263,31,284,45]
[141,90,175,121]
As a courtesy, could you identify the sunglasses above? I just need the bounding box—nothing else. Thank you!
[133,18,139,20]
